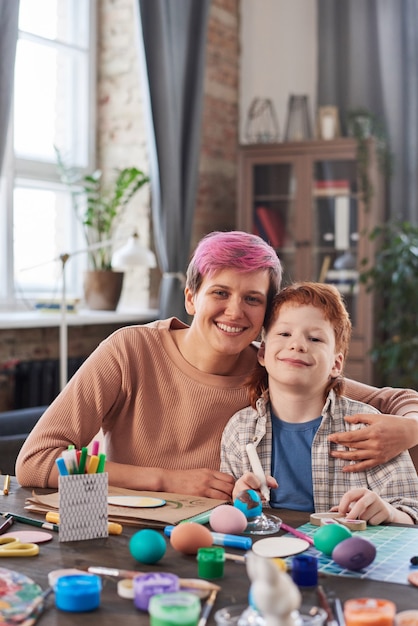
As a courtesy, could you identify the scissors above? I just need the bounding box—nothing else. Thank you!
[0,536,39,557]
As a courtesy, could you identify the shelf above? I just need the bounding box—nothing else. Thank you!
[0,308,159,329]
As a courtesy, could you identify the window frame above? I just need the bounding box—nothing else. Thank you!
[0,0,97,310]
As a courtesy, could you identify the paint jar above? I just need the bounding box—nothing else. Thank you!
[148,591,200,626]
[197,546,225,579]
[344,598,396,626]
[133,572,179,611]
[54,574,102,612]
[291,554,318,587]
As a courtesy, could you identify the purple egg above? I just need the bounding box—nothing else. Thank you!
[332,536,376,571]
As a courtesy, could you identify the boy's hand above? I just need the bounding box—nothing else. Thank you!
[232,471,277,502]
[332,487,413,525]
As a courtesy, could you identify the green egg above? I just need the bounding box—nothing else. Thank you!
[313,523,352,556]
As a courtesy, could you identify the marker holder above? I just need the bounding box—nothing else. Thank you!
[58,473,108,542]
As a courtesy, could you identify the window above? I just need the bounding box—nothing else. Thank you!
[0,0,96,308]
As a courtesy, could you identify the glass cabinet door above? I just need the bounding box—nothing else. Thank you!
[312,158,359,324]
[252,162,296,285]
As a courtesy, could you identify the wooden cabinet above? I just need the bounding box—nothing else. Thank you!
[237,138,383,385]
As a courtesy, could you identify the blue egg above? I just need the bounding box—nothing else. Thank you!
[233,489,263,519]
[129,529,167,564]
[332,536,376,571]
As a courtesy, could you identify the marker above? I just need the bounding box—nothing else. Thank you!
[180,510,212,525]
[96,453,106,473]
[87,455,99,474]
[0,515,14,535]
[2,512,59,532]
[246,442,270,502]
[45,511,122,535]
[3,475,10,496]
[164,525,252,550]
[56,457,69,476]
[62,448,78,474]
[78,447,88,474]
[91,440,100,456]
[280,521,314,546]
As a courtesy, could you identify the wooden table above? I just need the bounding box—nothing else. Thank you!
[1,478,418,625]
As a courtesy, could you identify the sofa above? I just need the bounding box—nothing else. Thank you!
[0,406,47,475]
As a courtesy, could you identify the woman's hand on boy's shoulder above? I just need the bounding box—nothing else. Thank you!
[328,413,418,471]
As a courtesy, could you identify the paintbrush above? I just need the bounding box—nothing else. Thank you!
[87,565,221,592]
[198,588,218,626]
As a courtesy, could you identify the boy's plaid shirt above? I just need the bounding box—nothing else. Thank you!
[220,390,418,522]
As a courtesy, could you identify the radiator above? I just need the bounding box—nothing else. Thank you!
[12,357,86,409]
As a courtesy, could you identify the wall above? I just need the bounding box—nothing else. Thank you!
[240,0,317,143]
[193,0,240,247]
[0,323,133,411]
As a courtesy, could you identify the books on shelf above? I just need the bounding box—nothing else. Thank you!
[314,179,350,197]
[325,269,359,295]
[253,206,285,248]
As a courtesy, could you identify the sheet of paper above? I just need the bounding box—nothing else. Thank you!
[25,486,226,528]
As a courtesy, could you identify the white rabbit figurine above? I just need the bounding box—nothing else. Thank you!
[246,551,302,626]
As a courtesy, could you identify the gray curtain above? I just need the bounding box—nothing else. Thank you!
[318,0,418,223]
[0,1,19,173]
[135,0,211,320]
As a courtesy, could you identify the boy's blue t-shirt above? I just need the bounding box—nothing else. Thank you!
[269,410,322,511]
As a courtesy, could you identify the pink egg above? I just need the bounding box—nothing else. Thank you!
[209,505,248,534]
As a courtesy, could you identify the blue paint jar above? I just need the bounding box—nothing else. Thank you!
[54,574,102,612]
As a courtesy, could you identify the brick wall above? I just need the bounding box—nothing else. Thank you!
[193,0,240,248]
[0,323,134,411]
[0,0,240,412]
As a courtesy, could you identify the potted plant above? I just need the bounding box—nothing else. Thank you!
[346,107,392,213]
[360,220,418,388]
[55,148,150,310]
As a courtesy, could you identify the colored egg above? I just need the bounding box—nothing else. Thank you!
[129,529,167,564]
[210,505,248,534]
[169,522,213,555]
[233,489,263,519]
[332,536,376,571]
[313,523,352,556]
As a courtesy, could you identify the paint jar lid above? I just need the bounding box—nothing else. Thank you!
[54,574,102,612]
[148,591,200,626]
[133,572,179,611]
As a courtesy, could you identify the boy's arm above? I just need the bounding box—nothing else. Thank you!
[329,379,418,471]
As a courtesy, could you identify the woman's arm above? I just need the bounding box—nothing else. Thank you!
[329,379,418,471]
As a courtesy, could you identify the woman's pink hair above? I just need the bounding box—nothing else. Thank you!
[186,231,282,308]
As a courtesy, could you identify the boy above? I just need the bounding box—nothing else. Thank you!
[221,282,418,525]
